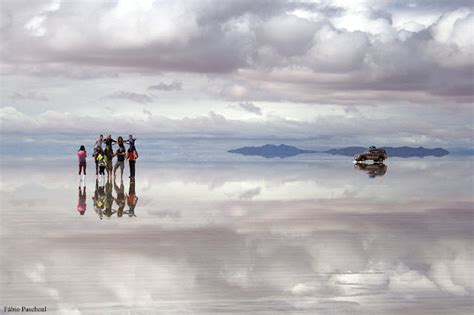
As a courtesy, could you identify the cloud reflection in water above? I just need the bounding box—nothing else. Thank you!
[0,159,472,313]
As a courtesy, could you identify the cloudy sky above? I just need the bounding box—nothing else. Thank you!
[1,0,473,147]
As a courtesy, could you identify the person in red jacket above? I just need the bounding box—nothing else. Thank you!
[126,147,138,179]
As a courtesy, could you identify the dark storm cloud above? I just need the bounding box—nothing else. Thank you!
[105,91,153,104]
[148,81,182,91]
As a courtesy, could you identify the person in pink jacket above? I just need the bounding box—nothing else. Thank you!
[77,186,86,215]
[77,145,87,175]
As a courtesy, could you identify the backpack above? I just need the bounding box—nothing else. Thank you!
[97,154,106,166]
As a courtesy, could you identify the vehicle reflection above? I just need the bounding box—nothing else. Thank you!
[89,178,137,219]
[354,162,388,177]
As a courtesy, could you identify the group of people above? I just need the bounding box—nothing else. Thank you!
[76,178,138,219]
[76,134,139,219]
[77,134,138,180]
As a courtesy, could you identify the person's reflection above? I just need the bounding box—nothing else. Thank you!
[354,162,388,177]
[103,177,116,218]
[125,179,138,217]
[92,179,105,220]
[77,185,87,215]
[114,178,126,217]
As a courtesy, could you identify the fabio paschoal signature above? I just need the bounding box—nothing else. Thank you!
[3,306,47,313]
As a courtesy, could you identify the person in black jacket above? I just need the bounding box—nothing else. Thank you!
[104,134,116,152]
[114,136,126,178]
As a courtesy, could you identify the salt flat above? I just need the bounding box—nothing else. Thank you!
[0,158,473,314]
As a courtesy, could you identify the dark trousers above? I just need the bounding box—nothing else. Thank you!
[129,160,136,178]
[79,162,86,175]
[95,160,99,175]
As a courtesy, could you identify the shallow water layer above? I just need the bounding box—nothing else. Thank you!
[0,157,473,314]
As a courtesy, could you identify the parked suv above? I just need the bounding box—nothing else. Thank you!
[354,146,388,162]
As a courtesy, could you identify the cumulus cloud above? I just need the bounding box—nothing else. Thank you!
[1,64,121,80]
[0,0,473,149]
[238,187,261,200]
[9,91,48,101]
[0,0,472,104]
[105,91,154,104]
[148,81,182,91]
[142,108,152,117]
[229,102,262,115]
[1,106,472,147]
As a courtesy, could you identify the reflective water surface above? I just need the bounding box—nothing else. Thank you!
[0,158,473,314]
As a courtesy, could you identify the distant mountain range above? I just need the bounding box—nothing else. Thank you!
[228,144,316,158]
[228,144,450,159]
[326,146,449,157]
